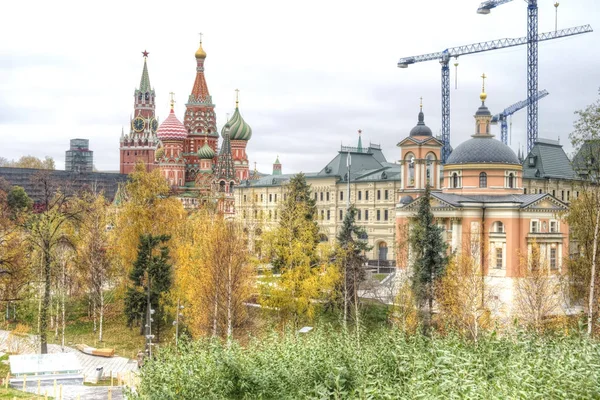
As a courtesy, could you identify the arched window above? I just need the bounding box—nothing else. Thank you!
[406,154,415,185]
[508,173,514,188]
[479,172,487,188]
[494,221,504,233]
[378,242,388,261]
[452,172,459,188]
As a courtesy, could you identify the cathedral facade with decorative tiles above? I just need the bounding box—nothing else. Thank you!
[119,41,253,214]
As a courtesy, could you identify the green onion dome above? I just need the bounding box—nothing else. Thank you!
[197,142,215,159]
[221,106,252,141]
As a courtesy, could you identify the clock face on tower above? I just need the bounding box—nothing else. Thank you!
[132,117,145,132]
[151,118,158,133]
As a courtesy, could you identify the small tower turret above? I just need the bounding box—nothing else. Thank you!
[273,155,282,175]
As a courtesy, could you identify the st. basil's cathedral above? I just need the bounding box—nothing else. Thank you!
[119,39,253,213]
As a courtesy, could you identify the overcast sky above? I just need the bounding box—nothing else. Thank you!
[1,0,599,174]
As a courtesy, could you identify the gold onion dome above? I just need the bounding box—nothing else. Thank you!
[198,142,215,159]
[221,106,252,141]
[195,42,207,59]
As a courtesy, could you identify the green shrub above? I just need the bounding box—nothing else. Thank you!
[131,329,600,400]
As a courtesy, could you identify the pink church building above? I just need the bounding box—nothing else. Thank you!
[396,88,570,314]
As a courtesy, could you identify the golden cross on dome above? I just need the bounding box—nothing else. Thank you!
[481,73,487,92]
[235,88,240,108]
[419,96,423,111]
[198,32,203,43]
[169,92,175,109]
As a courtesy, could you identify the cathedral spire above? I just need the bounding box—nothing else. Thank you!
[357,129,363,152]
[139,50,151,92]
[189,35,211,105]
[217,123,235,181]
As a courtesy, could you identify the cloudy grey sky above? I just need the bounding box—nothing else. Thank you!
[1,0,598,174]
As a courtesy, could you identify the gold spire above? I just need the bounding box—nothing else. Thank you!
[480,73,487,102]
[419,96,423,111]
[235,88,240,108]
[169,92,175,110]
[195,33,207,59]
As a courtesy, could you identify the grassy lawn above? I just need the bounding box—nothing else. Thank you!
[45,315,174,359]
[0,387,46,399]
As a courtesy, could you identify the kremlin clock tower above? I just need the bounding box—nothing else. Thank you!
[119,51,159,174]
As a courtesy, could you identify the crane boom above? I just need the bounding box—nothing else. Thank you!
[398,25,592,67]
[491,89,549,145]
[397,24,592,163]
[477,0,514,15]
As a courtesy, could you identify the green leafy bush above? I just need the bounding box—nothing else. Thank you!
[131,329,600,399]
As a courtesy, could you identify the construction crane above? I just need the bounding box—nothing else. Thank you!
[491,89,549,145]
[398,24,591,163]
[477,0,591,153]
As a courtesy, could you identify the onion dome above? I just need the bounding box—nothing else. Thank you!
[198,142,215,159]
[195,41,207,59]
[157,108,187,141]
[409,101,432,137]
[400,195,414,205]
[221,92,252,140]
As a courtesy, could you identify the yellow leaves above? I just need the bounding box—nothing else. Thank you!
[390,280,419,334]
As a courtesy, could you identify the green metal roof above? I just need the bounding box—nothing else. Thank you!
[522,139,578,180]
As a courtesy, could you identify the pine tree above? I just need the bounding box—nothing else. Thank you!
[408,185,448,330]
[125,234,173,342]
[336,205,370,329]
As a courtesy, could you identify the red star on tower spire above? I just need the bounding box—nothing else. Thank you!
[142,50,149,58]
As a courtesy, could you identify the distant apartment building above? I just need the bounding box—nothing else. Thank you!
[65,139,93,173]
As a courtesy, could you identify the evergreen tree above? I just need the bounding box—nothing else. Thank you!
[270,173,319,272]
[125,234,173,342]
[336,205,370,330]
[408,185,448,330]
[6,186,32,216]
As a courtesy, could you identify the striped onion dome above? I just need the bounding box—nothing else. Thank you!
[156,109,187,141]
[221,106,252,141]
[197,142,215,159]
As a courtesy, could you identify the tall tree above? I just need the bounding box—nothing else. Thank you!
[113,162,185,276]
[7,186,32,215]
[408,185,448,331]
[26,171,83,353]
[76,192,113,342]
[336,205,370,331]
[568,89,600,335]
[269,173,319,273]
[125,234,172,344]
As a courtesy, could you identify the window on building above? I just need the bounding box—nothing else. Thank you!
[243,195,247,203]
[365,191,369,200]
[507,173,515,188]
[321,210,324,220]
[274,194,277,202]
[243,210,246,218]
[567,191,570,201]
[284,194,287,201]
[254,209,258,218]
[384,190,389,200]
[479,172,487,188]
[552,190,556,197]
[327,210,330,220]
[340,191,344,201]
[550,247,557,270]
[326,192,329,201]
[269,210,272,220]
[495,247,503,269]
[358,191,362,201]
[315,192,318,201]
[339,209,343,220]
[365,210,369,221]
[550,220,558,233]
[452,172,459,188]
[561,191,564,201]
[384,210,388,221]
[495,221,504,233]
[260,194,264,202]
[269,194,272,202]
[275,210,278,219]
[377,190,381,200]
[320,192,324,201]
[524,188,527,194]
[358,209,362,220]
[377,210,381,221]
[531,220,539,233]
